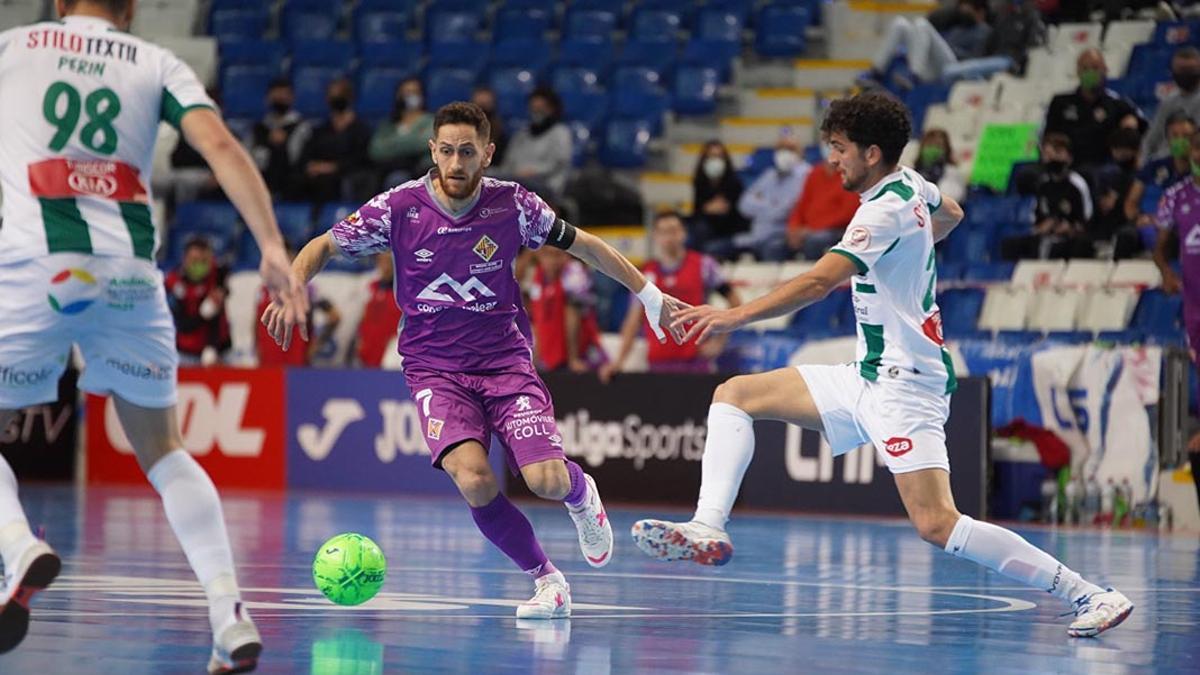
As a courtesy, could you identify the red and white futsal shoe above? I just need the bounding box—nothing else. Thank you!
[631,519,734,566]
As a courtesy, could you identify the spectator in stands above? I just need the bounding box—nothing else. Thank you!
[250,79,305,197]
[735,133,810,261]
[859,0,1014,88]
[1141,46,1200,161]
[985,0,1045,76]
[785,147,860,260]
[165,90,221,204]
[165,237,231,366]
[369,77,434,186]
[601,211,741,381]
[1090,128,1144,259]
[294,78,372,203]
[527,246,606,373]
[912,128,966,203]
[1129,113,1195,214]
[356,253,404,368]
[255,282,340,368]
[1043,49,1146,172]
[499,86,572,199]
[472,86,508,168]
[1001,132,1095,260]
[690,140,748,260]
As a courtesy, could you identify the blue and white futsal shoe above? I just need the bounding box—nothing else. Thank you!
[1066,588,1134,637]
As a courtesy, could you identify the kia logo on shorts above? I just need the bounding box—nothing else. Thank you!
[884,437,913,457]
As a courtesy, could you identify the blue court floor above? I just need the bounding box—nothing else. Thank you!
[0,486,1195,674]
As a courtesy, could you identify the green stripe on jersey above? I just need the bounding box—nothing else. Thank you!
[880,238,900,258]
[928,198,942,213]
[830,248,867,275]
[860,323,885,381]
[119,202,155,260]
[855,282,876,293]
[868,180,914,203]
[39,197,92,254]
[921,249,937,312]
[160,89,214,130]
[942,348,958,395]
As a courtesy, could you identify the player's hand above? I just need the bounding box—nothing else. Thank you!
[598,362,620,384]
[672,304,746,345]
[1162,269,1182,295]
[259,245,309,350]
[568,357,589,374]
[660,294,692,345]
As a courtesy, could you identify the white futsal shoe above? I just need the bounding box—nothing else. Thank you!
[0,539,61,654]
[631,519,733,566]
[566,474,613,567]
[1066,588,1134,638]
[516,572,571,620]
[207,602,262,674]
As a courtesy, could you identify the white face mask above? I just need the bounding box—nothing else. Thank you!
[703,157,726,179]
[774,149,799,173]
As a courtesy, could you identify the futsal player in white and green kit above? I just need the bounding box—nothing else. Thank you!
[632,92,1134,638]
[0,1,309,672]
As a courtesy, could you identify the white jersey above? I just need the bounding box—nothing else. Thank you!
[0,16,213,263]
[829,166,957,396]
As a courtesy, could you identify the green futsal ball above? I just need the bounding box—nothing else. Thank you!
[313,533,387,606]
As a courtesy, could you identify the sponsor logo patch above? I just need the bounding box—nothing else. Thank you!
[473,235,499,262]
[883,437,913,457]
[845,226,871,252]
[427,418,444,440]
[415,248,434,263]
[469,259,504,275]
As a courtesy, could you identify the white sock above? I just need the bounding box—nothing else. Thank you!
[944,514,1103,603]
[146,450,242,630]
[0,456,36,569]
[693,403,755,531]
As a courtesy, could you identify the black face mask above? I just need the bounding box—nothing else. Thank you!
[1046,160,1068,174]
[269,100,291,115]
[1174,70,1200,92]
[328,96,350,113]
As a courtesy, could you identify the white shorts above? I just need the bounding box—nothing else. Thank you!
[0,253,177,409]
[796,363,951,474]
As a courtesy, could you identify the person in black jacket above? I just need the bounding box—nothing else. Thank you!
[292,78,372,203]
[1043,49,1146,172]
[1002,133,1095,260]
[250,79,305,197]
[690,140,748,260]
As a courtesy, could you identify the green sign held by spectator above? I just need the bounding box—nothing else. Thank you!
[970,123,1040,192]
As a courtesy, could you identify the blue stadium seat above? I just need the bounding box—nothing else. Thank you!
[281,7,339,43]
[558,37,615,74]
[706,0,753,26]
[425,67,477,109]
[960,261,1015,282]
[220,65,275,118]
[273,203,315,247]
[293,66,348,118]
[696,7,743,43]
[491,40,551,77]
[232,229,261,272]
[939,220,998,264]
[938,288,985,335]
[937,260,966,281]
[671,64,719,116]
[355,8,411,43]
[552,65,605,97]
[739,147,777,185]
[1127,45,1173,78]
[358,41,423,70]
[174,201,241,237]
[613,66,665,95]
[317,202,360,230]
[612,89,668,135]
[426,7,483,44]
[755,5,809,57]
[617,40,678,74]
[568,121,592,167]
[488,67,539,121]
[494,6,553,42]
[357,0,420,10]
[291,40,355,68]
[1097,329,1145,345]
[598,118,653,168]
[427,41,488,76]
[905,83,951,135]
[682,38,740,83]
[561,89,609,133]
[209,9,268,42]
[357,68,411,118]
[790,287,851,338]
[630,8,684,43]
[1151,21,1200,46]
[219,40,285,74]
[1131,289,1184,342]
[995,330,1043,346]
[504,0,557,8]
[1045,331,1094,345]
[564,9,619,41]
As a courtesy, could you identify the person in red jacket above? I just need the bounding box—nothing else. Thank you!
[786,156,860,259]
[527,246,606,372]
[602,210,742,380]
[356,253,404,367]
[164,237,231,365]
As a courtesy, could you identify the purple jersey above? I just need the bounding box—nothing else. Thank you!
[1156,179,1200,309]
[331,172,556,372]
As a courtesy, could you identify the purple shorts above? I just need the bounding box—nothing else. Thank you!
[403,362,565,475]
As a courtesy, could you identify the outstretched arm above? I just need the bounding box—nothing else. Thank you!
[260,232,339,350]
[931,193,964,243]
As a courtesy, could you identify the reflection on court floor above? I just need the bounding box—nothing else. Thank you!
[1,487,1195,674]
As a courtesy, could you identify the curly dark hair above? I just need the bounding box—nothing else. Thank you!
[820,93,912,167]
[433,101,492,143]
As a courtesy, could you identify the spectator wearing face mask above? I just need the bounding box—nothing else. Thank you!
[165,237,231,366]
[1131,113,1194,202]
[735,133,810,261]
[368,77,435,186]
[912,128,965,203]
[499,86,573,198]
[690,140,748,260]
[1001,133,1094,260]
[1141,46,1200,161]
[1043,48,1146,172]
[472,86,508,168]
[294,78,372,203]
[1091,127,1144,259]
[250,79,306,197]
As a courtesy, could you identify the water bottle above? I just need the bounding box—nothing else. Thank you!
[1100,479,1115,526]
[1041,478,1059,524]
[1063,479,1081,525]
[1082,477,1100,525]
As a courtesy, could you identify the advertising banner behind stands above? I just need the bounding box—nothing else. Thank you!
[285,369,505,494]
[509,373,989,519]
[86,367,286,488]
[0,368,79,481]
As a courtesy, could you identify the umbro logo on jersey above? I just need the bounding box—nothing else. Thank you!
[407,207,420,220]
[415,249,434,263]
[884,437,913,457]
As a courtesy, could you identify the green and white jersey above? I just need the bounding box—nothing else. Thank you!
[0,16,214,264]
[829,166,958,396]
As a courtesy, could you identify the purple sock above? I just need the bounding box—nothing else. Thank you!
[470,493,556,578]
[563,460,588,508]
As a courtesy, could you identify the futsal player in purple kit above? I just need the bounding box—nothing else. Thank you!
[1154,129,1200,497]
[262,102,687,618]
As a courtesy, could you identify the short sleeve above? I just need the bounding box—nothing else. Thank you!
[1156,187,1175,231]
[829,205,899,275]
[514,183,558,250]
[915,170,942,213]
[700,254,727,291]
[329,190,395,258]
[159,50,216,130]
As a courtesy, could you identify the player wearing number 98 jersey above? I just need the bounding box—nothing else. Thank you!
[0,2,310,672]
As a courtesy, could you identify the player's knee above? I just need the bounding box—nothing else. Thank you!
[713,376,753,410]
[449,467,498,505]
[912,509,959,548]
[525,464,570,500]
